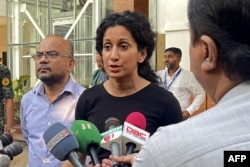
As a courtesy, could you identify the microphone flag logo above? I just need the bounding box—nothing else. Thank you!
[46,129,70,151]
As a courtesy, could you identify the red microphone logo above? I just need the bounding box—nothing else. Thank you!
[104,133,114,142]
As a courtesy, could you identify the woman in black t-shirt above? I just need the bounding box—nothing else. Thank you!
[75,10,182,167]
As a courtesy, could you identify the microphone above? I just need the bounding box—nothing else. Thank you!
[71,120,101,166]
[0,154,10,167]
[100,117,122,167]
[0,133,13,149]
[1,142,23,160]
[125,112,146,130]
[43,122,84,167]
[122,112,150,167]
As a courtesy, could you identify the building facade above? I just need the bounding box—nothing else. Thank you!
[3,0,191,86]
[2,0,214,113]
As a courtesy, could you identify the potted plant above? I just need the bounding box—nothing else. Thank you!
[12,75,31,123]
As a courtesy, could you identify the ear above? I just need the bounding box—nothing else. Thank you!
[68,59,75,72]
[138,48,147,63]
[200,35,218,71]
[177,55,182,62]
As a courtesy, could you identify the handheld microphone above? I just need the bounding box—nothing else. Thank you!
[100,117,122,167]
[122,112,150,167]
[1,142,23,160]
[71,120,101,165]
[0,154,10,167]
[43,122,84,167]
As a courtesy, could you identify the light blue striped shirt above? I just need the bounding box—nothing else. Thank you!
[20,77,84,167]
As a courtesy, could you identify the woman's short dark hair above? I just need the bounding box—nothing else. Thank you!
[188,0,250,81]
[95,10,158,83]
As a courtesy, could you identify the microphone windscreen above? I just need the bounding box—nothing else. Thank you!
[105,117,121,130]
[0,154,10,167]
[71,120,101,155]
[0,133,13,146]
[125,112,146,130]
[3,142,23,157]
[43,122,79,161]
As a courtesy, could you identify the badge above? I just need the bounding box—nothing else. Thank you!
[2,78,10,86]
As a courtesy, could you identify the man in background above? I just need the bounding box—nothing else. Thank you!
[157,47,205,120]
[20,35,84,167]
[0,64,14,135]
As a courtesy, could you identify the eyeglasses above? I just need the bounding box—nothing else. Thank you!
[32,51,69,61]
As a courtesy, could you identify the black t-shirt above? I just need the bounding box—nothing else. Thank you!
[75,83,182,160]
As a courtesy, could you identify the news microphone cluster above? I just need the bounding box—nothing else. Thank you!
[0,133,23,161]
[100,112,149,167]
[100,121,150,155]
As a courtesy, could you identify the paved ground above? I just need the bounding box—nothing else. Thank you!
[10,142,28,167]
[9,124,28,167]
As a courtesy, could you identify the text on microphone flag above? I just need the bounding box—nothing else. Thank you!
[46,129,70,152]
[100,125,123,143]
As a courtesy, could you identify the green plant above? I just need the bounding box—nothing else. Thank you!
[12,75,31,123]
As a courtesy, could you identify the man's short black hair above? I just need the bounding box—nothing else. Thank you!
[165,47,182,57]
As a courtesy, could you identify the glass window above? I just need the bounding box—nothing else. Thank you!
[6,0,112,87]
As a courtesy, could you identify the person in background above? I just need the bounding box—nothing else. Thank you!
[156,47,205,120]
[89,52,108,87]
[71,10,182,167]
[100,0,250,166]
[0,64,15,135]
[20,35,84,167]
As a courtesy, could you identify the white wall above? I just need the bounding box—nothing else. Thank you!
[157,0,191,70]
[0,0,6,16]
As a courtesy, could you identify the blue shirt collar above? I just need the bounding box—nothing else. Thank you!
[36,76,77,96]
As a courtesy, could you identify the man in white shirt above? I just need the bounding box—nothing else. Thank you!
[156,47,205,120]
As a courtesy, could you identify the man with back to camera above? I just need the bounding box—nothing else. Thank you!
[157,47,205,120]
[99,0,250,166]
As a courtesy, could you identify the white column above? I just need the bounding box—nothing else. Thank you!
[12,0,21,79]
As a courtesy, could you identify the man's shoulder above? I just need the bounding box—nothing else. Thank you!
[156,69,166,73]
[179,68,196,79]
[73,82,85,95]
[67,77,85,94]
[22,87,38,98]
[180,68,193,74]
[0,64,7,69]
[0,64,10,73]
[156,69,166,76]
